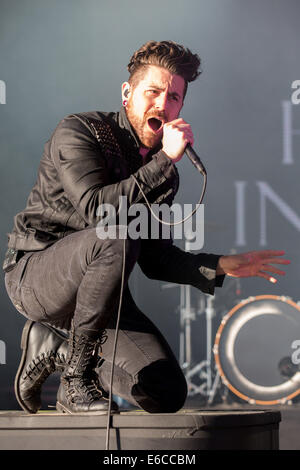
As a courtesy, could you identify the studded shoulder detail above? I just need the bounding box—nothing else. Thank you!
[86,118,124,161]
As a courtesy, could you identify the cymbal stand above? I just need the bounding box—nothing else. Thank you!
[161,281,195,374]
[184,293,222,403]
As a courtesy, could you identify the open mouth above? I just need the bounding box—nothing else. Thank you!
[147,117,163,134]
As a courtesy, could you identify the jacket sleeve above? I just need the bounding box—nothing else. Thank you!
[138,235,225,295]
[51,114,177,227]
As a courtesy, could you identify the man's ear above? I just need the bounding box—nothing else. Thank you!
[121,82,131,101]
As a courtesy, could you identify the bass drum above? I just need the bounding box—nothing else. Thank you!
[214,295,300,405]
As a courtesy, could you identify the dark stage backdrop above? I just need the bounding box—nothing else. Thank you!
[0,0,299,409]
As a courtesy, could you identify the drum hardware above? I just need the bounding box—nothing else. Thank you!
[164,282,300,405]
[162,242,243,404]
[161,282,196,375]
[214,295,300,405]
[278,356,299,378]
[161,291,233,403]
[163,236,300,406]
[184,294,222,402]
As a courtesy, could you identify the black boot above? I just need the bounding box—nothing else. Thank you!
[15,320,118,414]
[15,320,68,413]
[56,325,119,414]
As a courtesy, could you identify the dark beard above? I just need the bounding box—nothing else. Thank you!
[125,102,165,149]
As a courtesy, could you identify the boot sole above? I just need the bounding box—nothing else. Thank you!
[56,401,118,415]
[14,320,36,414]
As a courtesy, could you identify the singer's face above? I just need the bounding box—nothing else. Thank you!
[122,65,185,149]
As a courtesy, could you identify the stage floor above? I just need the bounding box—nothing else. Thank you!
[184,399,300,451]
[1,386,299,450]
[0,406,282,450]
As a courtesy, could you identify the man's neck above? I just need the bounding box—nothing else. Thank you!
[139,146,150,165]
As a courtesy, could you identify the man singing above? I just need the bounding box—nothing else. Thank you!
[3,40,289,415]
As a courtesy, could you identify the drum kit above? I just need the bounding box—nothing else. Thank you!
[162,247,300,407]
[213,294,300,405]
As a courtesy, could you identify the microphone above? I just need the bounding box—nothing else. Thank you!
[185,144,207,176]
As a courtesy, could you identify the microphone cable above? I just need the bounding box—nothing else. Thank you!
[132,171,207,227]
[105,227,127,450]
[105,152,207,450]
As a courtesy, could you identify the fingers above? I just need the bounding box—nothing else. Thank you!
[166,119,192,133]
[184,136,194,146]
[259,261,288,284]
[168,118,188,125]
[162,119,194,161]
[263,258,291,265]
[261,264,286,276]
[165,120,194,146]
[257,271,278,284]
[171,123,193,139]
[243,250,291,265]
[256,250,286,257]
[165,118,190,129]
[227,249,290,283]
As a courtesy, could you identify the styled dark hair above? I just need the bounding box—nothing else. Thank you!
[127,40,201,98]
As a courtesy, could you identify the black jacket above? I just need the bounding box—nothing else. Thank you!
[3,107,224,294]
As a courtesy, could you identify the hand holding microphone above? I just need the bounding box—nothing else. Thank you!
[162,118,206,175]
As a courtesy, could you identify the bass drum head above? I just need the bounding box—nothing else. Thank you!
[214,295,300,404]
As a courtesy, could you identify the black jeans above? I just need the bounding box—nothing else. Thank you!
[4,227,187,412]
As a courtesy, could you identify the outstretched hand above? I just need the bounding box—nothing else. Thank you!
[216,250,290,283]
